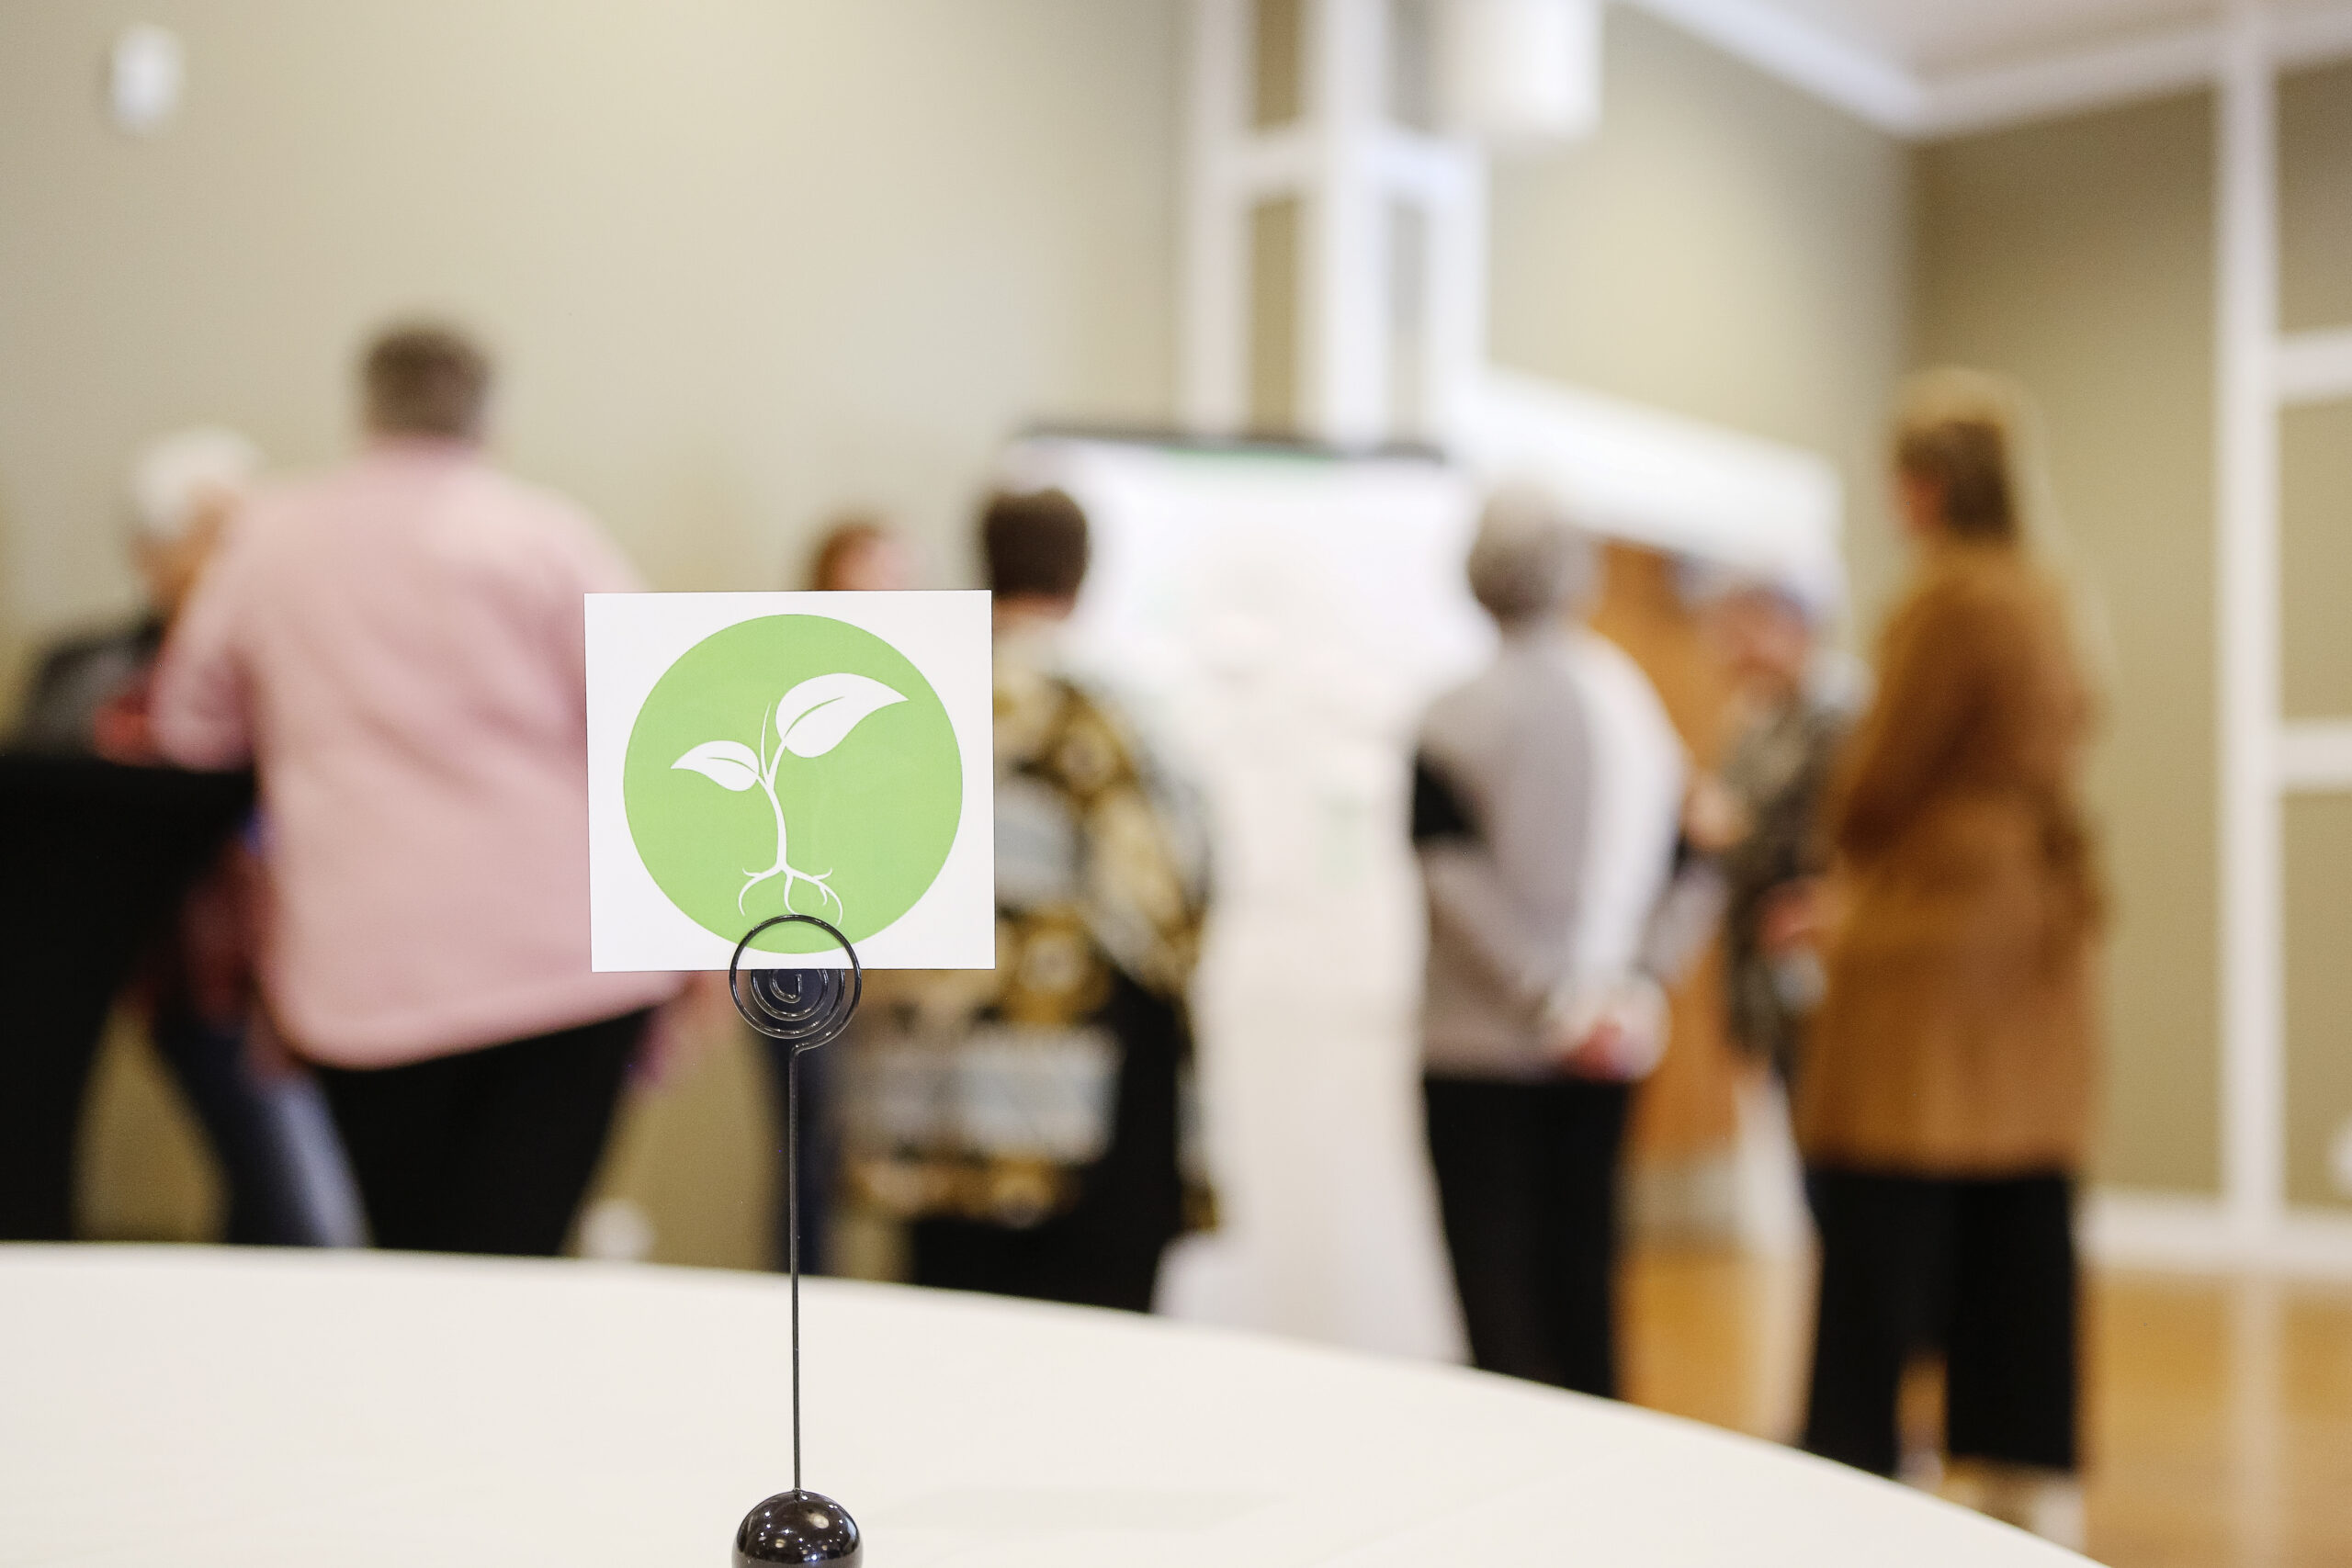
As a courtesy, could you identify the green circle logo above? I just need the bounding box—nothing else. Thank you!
[623,615,962,955]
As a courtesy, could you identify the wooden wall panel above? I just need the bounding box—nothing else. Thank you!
[1589,541,1747,1159]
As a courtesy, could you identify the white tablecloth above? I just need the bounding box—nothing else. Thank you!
[0,1247,2081,1566]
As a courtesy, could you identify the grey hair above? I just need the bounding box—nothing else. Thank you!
[129,426,261,542]
[1466,485,1593,626]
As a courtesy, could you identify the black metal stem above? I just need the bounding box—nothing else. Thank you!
[787,1042,803,1493]
[726,912,860,1510]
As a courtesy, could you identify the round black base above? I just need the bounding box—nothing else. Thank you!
[734,1489,861,1565]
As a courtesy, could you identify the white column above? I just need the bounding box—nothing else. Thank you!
[1179,0,1523,447]
[1181,0,1251,434]
[2215,0,2284,1248]
[1422,152,1488,445]
[1302,0,1392,444]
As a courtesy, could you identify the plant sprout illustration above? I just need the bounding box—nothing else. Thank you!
[671,671,907,919]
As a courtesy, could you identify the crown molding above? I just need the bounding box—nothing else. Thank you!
[1622,0,2352,142]
[1920,6,2352,138]
[1917,22,2222,137]
[1618,0,1926,132]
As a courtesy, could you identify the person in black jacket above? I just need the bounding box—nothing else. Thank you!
[6,428,357,1247]
[1690,565,1861,1088]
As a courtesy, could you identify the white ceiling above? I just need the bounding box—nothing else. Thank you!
[1759,0,2217,76]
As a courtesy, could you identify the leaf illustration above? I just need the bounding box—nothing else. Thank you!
[772,672,907,761]
[672,739,762,791]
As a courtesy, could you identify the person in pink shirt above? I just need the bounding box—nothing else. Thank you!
[152,324,682,1256]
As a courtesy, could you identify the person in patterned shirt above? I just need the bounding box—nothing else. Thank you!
[843,489,1211,1311]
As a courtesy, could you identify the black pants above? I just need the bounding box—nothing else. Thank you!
[0,757,252,1240]
[1423,1074,1632,1397]
[910,974,1184,1314]
[317,1010,646,1257]
[1803,1168,2078,1476]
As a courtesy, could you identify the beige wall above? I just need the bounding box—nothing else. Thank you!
[0,0,1181,657]
[1916,69,2352,1204]
[2285,793,2352,1208]
[1486,10,2352,1205]
[1486,6,1914,617]
[2,0,1180,1266]
[2281,61,2352,337]
[2279,395,2352,1188]
[16,0,1928,1259]
[1913,92,2222,1194]
[1479,7,1911,1184]
[2278,62,2352,1209]
[28,4,2338,1236]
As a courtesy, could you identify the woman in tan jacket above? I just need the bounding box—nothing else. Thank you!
[1795,372,2099,1543]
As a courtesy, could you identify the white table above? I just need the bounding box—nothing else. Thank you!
[0,1247,2080,1566]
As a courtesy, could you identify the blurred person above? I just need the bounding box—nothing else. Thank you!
[1690,561,1863,1086]
[16,429,255,755]
[807,514,916,595]
[151,324,683,1257]
[842,488,1211,1311]
[1412,489,1685,1396]
[1795,372,2099,1546]
[762,513,920,1277]
[9,428,358,1247]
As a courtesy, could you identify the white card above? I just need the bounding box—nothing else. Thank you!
[586,591,994,970]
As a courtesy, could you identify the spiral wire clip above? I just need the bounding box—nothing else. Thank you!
[729,912,865,1565]
[729,911,864,1056]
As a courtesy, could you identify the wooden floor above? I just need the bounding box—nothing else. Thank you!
[1620,1249,2352,1567]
